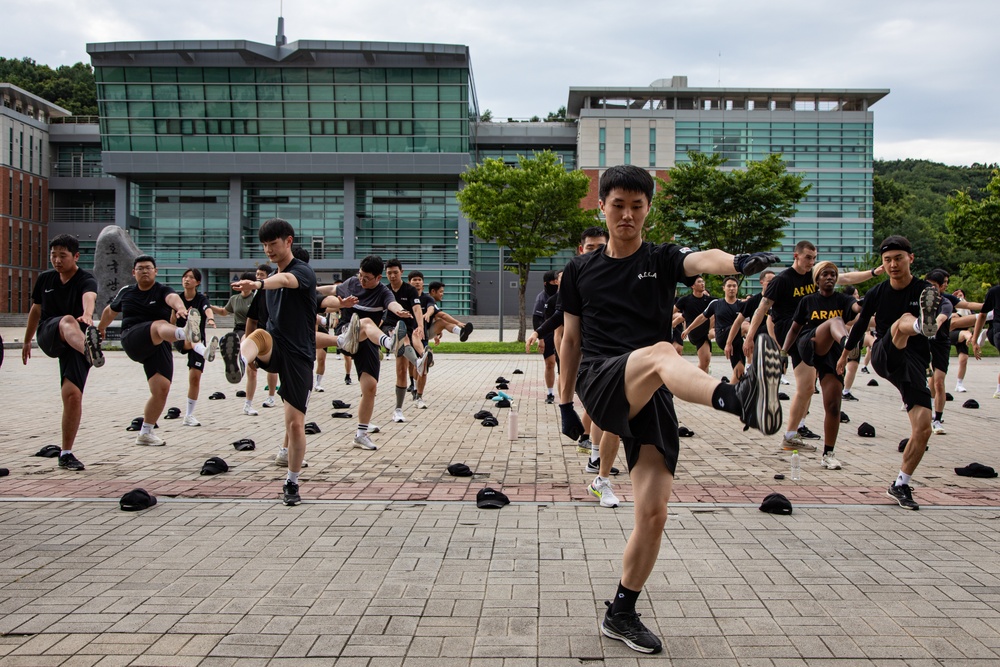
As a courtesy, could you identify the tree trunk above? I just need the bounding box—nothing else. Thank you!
[517,262,529,343]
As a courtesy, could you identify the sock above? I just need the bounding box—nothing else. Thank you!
[140,422,154,436]
[785,430,797,440]
[379,334,392,349]
[395,386,406,410]
[912,320,921,335]
[186,398,197,418]
[798,420,807,429]
[934,411,943,422]
[286,470,299,484]
[315,374,323,386]
[451,325,461,335]
[591,439,600,457]
[60,449,72,457]
[416,393,422,400]
[356,424,369,439]
[337,333,347,348]
[240,354,248,366]
[896,471,911,487]
[175,327,186,341]
[192,342,207,356]
[546,387,554,396]
[711,383,741,416]
[609,581,641,616]
[823,445,834,456]
[842,388,849,396]
[244,399,253,409]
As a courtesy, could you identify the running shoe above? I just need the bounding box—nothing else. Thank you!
[585,458,620,476]
[797,426,821,440]
[345,374,353,385]
[887,483,919,510]
[242,403,259,416]
[220,332,243,384]
[392,408,406,423]
[386,321,406,357]
[339,313,361,355]
[282,481,301,506]
[182,415,201,427]
[841,391,859,402]
[314,383,325,393]
[738,334,782,435]
[782,433,816,452]
[84,325,104,368]
[847,345,861,362]
[184,308,202,345]
[601,601,662,654]
[860,366,870,374]
[577,435,592,455]
[207,336,219,362]
[919,285,941,338]
[415,398,427,409]
[135,432,165,446]
[955,382,967,393]
[353,433,377,450]
[57,452,85,471]
[274,449,308,468]
[262,396,276,408]
[820,453,842,470]
[994,391,1000,399]
[459,322,474,342]
[589,477,620,508]
[931,420,946,435]
[545,394,555,405]
[416,351,428,376]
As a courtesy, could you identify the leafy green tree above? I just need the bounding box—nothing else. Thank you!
[545,106,568,122]
[479,109,493,122]
[649,152,810,281]
[947,169,1000,284]
[457,151,597,340]
[0,57,97,115]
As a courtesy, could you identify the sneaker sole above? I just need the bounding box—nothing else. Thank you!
[755,335,783,435]
[600,622,660,654]
[220,333,243,384]
[85,326,104,368]
[353,442,377,450]
[391,322,406,356]
[886,489,919,510]
[207,337,218,363]
[185,309,202,345]
[919,286,940,338]
[460,323,473,342]
[341,314,361,355]
[282,496,301,506]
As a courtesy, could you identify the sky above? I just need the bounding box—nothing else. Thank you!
[6,0,999,167]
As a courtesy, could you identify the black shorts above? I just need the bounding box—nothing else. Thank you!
[797,330,844,382]
[930,338,950,374]
[672,325,683,346]
[542,333,556,359]
[728,333,746,369]
[255,344,312,414]
[173,341,206,371]
[688,333,710,350]
[577,354,680,475]
[871,336,932,411]
[949,329,969,356]
[775,322,803,368]
[37,317,90,391]
[121,323,173,381]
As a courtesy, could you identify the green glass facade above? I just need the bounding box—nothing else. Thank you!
[95,67,471,153]
[243,183,345,259]
[475,148,576,170]
[355,182,460,265]
[128,181,230,262]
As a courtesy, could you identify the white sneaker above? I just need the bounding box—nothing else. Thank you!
[932,420,946,435]
[955,383,967,393]
[415,398,427,409]
[353,433,377,450]
[368,424,381,434]
[135,432,165,446]
[314,384,325,393]
[206,336,219,362]
[262,396,276,408]
[993,390,1000,399]
[243,404,259,416]
[821,453,843,470]
[588,477,619,508]
[274,448,308,467]
[183,308,202,345]
[182,415,201,427]
[339,313,361,354]
[392,408,406,423]
[779,375,790,385]
[416,351,428,376]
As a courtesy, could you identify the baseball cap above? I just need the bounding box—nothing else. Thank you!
[759,492,792,515]
[120,488,157,512]
[476,487,510,509]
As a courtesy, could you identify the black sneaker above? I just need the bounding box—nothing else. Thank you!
[545,394,555,405]
[345,374,353,385]
[842,391,859,402]
[407,379,416,394]
[601,601,662,654]
[84,325,104,368]
[585,458,620,476]
[887,483,919,510]
[919,285,941,338]
[459,322,474,342]
[282,481,301,506]
[57,452,85,471]
[737,334,782,435]
[861,366,870,374]
[220,332,244,384]
[797,426,821,440]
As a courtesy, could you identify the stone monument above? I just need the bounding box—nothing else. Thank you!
[93,225,145,308]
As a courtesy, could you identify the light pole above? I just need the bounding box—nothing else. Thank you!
[497,243,504,342]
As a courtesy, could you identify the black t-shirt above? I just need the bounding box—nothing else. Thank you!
[739,291,770,339]
[32,268,98,321]
[417,293,435,324]
[383,281,421,333]
[764,267,817,336]
[845,277,937,359]
[704,298,743,340]
[109,282,176,332]
[982,285,1000,337]
[792,291,857,338]
[177,292,211,340]
[675,292,713,340]
[246,289,268,327]
[336,276,396,324]
[265,258,317,361]
[561,242,695,360]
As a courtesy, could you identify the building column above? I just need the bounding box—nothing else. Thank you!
[229,176,242,261]
[114,177,129,228]
[342,176,356,262]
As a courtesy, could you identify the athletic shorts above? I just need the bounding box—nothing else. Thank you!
[797,330,844,382]
[542,333,556,359]
[728,333,746,369]
[173,341,206,371]
[949,329,969,356]
[870,335,932,411]
[121,323,173,381]
[775,321,803,368]
[688,332,711,350]
[672,325,684,346]
[37,317,90,391]
[930,338,950,374]
[577,354,680,475]
[254,343,312,414]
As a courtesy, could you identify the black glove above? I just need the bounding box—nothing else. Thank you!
[559,402,585,441]
[733,252,780,275]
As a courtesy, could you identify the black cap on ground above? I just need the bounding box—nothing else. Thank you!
[477,487,510,509]
[840,411,850,423]
[963,399,980,409]
[236,390,247,397]
[945,392,954,402]
[955,463,998,478]
[232,438,256,451]
[759,492,792,515]
[447,463,473,477]
[164,407,181,419]
[858,422,876,437]
[200,457,229,475]
[867,379,879,387]
[34,444,61,458]
[208,391,226,400]
[778,392,790,400]
[0,468,9,477]
[481,416,499,427]
[120,488,157,511]
[495,399,511,408]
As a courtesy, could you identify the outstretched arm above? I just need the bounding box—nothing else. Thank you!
[839,265,884,285]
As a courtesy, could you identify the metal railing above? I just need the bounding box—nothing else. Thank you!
[50,207,115,223]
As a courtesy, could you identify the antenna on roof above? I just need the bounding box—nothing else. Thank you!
[718,51,722,86]
[276,2,287,47]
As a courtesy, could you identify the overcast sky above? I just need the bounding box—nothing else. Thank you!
[7,0,998,166]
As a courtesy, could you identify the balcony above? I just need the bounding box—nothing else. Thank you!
[50,207,116,224]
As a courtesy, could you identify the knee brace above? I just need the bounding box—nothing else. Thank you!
[245,328,272,357]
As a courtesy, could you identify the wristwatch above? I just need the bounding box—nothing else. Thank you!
[258,279,265,290]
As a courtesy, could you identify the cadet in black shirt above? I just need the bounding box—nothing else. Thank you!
[382,259,426,423]
[531,270,561,403]
[98,254,197,447]
[674,277,713,373]
[172,268,217,427]
[782,261,861,470]
[408,271,436,406]
[558,165,782,655]
[22,234,102,471]
[838,236,945,511]
[725,269,775,360]
[682,277,746,381]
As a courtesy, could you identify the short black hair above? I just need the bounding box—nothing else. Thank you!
[878,235,912,254]
[259,218,295,243]
[723,276,738,286]
[291,245,310,263]
[257,263,272,274]
[598,165,654,203]
[360,255,384,276]
[925,269,949,286]
[386,258,403,271]
[759,269,775,281]
[408,270,424,280]
[183,268,202,282]
[134,255,156,268]
[580,226,609,244]
[543,270,559,283]
[841,284,857,297]
[428,281,444,292]
[240,271,256,281]
[49,234,80,255]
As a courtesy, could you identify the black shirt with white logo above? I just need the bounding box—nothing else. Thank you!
[265,257,318,361]
[764,267,817,338]
[383,281,421,333]
[845,277,936,359]
[561,242,695,360]
[336,276,397,324]
[109,282,176,332]
[704,298,744,342]
[791,291,857,337]
[675,292,713,340]
[32,268,98,321]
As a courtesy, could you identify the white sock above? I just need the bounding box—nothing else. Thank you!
[798,420,806,429]
[175,327,186,341]
[192,342,207,356]
[912,320,921,335]
[315,374,323,386]
[589,449,599,464]
[546,387,554,396]
[356,424,369,439]
[785,430,797,440]
[451,325,461,335]
[244,399,253,409]
[140,422,154,435]
[186,398,197,418]
[286,470,299,484]
[379,334,392,349]
[896,471,911,486]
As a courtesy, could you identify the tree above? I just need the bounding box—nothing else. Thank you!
[0,57,97,116]
[457,151,597,341]
[947,169,1000,283]
[649,152,810,279]
[545,106,568,122]
[479,109,493,122]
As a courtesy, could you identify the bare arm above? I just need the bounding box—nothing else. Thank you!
[838,265,884,285]
[683,313,709,337]
[682,249,737,277]
[165,292,187,318]
[97,304,119,338]
[782,321,802,354]
[21,304,42,364]
[742,296,774,358]
[411,303,424,338]
[558,313,583,404]
[972,312,987,360]
[80,292,97,327]
[209,304,229,315]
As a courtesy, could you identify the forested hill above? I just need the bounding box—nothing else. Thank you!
[0,57,97,116]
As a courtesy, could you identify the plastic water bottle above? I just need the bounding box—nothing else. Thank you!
[790,450,801,481]
[507,411,518,441]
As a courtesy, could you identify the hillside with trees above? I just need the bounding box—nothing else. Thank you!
[0,57,97,115]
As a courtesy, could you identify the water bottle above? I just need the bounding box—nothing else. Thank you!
[790,450,801,481]
[507,410,518,441]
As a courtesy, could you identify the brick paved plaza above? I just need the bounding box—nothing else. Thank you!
[2,329,1000,665]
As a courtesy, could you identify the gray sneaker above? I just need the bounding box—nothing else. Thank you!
[339,313,361,355]
[353,433,377,450]
[387,321,406,357]
[184,308,202,345]
[919,285,941,338]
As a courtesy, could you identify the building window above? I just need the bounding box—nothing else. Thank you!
[598,127,606,168]
[649,127,657,167]
[19,131,23,169]
[26,224,32,267]
[6,271,11,313]
[624,128,631,165]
